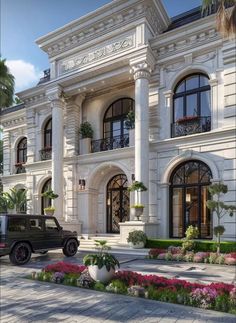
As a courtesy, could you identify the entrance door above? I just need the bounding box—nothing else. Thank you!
[106,174,129,233]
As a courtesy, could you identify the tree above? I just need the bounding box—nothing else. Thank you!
[3,188,28,214]
[202,0,236,37]
[0,58,15,109]
[206,183,236,253]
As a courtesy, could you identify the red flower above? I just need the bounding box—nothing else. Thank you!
[44,261,86,274]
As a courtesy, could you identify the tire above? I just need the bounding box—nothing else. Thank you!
[63,239,78,257]
[9,242,32,265]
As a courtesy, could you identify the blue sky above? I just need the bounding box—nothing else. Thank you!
[0,0,201,92]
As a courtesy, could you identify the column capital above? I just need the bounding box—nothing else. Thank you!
[130,62,152,81]
[46,85,65,108]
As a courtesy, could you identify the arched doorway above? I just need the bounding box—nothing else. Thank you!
[106,174,129,233]
[41,178,52,214]
[170,160,212,239]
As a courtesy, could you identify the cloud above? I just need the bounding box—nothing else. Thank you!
[6,60,43,93]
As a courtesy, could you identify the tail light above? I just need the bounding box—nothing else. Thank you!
[0,243,6,248]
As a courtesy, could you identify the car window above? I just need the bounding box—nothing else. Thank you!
[29,218,43,231]
[8,218,27,232]
[45,218,58,231]
[0,216,6,234]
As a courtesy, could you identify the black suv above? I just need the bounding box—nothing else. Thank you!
[0,214,79,265]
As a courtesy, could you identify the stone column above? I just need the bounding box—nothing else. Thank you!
[46,86,64,219]
[130,62,152,221]
[2,131,11,175]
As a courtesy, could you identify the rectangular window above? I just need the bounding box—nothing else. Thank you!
[45,218,58,231]
[200,91,211,116]
[8,218,26,232]
[29,218,43,231]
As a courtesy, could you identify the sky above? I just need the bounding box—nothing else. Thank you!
[0,0,201,93]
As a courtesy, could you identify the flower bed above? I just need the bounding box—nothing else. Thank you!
[148,247,236,265]
[29,261,236,314]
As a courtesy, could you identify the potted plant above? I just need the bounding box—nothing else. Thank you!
[41,189,58,216]
[127,230,147,249]
[79,121,93,154]
[83,240,120,283]
[128,181,147,220]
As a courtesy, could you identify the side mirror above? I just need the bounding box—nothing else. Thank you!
[58,226,63,231]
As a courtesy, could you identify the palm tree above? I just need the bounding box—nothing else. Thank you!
[4,188,28,214]
[202,0,236,37]
[0,58,15,109]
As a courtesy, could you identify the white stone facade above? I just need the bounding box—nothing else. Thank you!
[1,0,235,241]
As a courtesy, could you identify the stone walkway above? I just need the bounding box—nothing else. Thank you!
[0,251,236,322]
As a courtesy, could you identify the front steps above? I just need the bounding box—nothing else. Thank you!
[78,234,149,256]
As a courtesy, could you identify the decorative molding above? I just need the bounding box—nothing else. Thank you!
[165,51,217,73]
[2,117,26,128]
[58,35,134,75]
[156,29,219,59]
[24,93,46,107]
[130,62,152,81]
[40,2,168,58]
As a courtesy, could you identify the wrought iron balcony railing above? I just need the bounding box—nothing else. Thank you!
[39,147,52,160]
[171,116,211,138]
[15,164,26,174]
[91,134,129,153]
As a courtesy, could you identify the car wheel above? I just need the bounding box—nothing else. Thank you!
[63,239,78,257]
[39,251,48,255]
[9,242,32,265]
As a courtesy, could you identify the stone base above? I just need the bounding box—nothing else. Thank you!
[119,221,159,244]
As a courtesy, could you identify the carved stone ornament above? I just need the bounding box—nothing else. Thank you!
[130,62,152,80]
[59,35,134,75]
[46,86,65,109]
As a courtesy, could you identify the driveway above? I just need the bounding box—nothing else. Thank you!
[0,251,235,323]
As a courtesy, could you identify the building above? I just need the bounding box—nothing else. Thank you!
[1,0,235,242]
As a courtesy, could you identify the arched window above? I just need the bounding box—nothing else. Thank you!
[44,118,52,148]
[17,137,27,163]
[41,178,52,214]
[170,160,212,239]
[96,98,134,151]
[16,137,27,174]
[172,74,211,137]
[40,118,52,160]
[104,98,134,138]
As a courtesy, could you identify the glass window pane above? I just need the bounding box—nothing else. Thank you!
[113,101,122,116]
[174,97,184,121]
[175,81,185,93]
[105,107,112,119]
[30,218,43,231]
[200,186,212,238]
[185,162,199,184]
[45,219,58,231]
[112,121,121,137]
[186,75,199,91]
[201,91,211,116]
[8,218,26,232]
[122,99,133,115]
[200,75,209,87]
[172,188,183,237]
[186,94,198,116]
[186,187,199,228]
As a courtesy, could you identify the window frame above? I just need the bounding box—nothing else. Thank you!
[17,137,27,164]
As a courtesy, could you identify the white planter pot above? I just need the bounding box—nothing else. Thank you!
[79,138,91,155]
[129,241,144,249]
[88,265,115,283]
[130,207,143,220]
[44,209,55,216]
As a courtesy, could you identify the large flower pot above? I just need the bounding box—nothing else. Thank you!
[44,209,55,216]
[88,265,115,283]
[130,207,144,221]
[129,242,145,249]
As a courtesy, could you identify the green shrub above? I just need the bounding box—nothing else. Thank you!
[146,239,236,253]
[94,282,106,291]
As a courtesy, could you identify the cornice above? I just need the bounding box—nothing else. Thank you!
[36,0,169,58]
[151,15,222,61]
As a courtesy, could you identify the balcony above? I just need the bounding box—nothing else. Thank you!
[39,147,52,160]
[91,134,129,153]
[15,163,26,174]
[171,116,211,138]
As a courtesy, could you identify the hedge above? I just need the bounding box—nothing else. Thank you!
[146,239,236,253]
